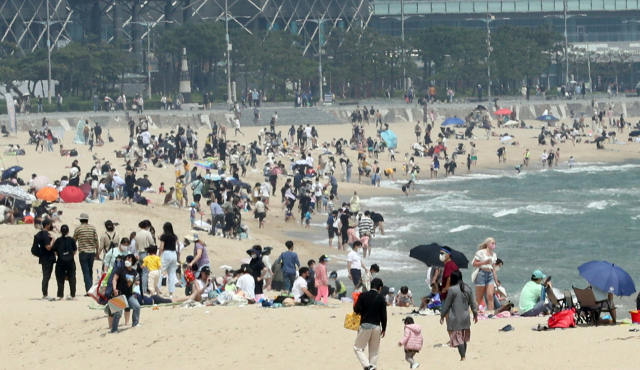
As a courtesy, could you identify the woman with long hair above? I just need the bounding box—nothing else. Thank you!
[159,222,179,298]
[52,225,77,300]
[472,237,498,312]
[440,270,478,361]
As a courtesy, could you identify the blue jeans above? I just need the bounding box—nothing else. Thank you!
[474,270,495,287]
[111,295,140,332]
[283,272,296,292]
[138,252,148,294]
[78,252,95,293]
[161,250,178,294]
[521,300,551,317]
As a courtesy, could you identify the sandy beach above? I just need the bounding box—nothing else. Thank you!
[1,110,639,369]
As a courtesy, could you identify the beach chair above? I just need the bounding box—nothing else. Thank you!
[572,286,616,326]
[545,287,566,314]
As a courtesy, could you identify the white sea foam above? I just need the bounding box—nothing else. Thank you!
[586,200,616,210]
[493,208,519,218]
[555,164,640,174]
[524,204,582,215]
[449,225,474,233]
[363,197,398,207]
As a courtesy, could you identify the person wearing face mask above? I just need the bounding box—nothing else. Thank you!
[110,254,141,333]
[247,246,268,301]
[103,237,131,272]
[471,237,498,312]
[439,247,459,301]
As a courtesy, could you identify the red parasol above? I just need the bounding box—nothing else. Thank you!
[494,108,512,115]
[60,186,85,203]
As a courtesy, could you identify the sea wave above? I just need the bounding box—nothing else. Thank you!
[524,204,582,215]
[492,208,519,218]
[555,164,640,174]
[449,225,474,233]
[586,200,617,210]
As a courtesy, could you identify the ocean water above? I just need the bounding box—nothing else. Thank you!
[300,162,640,310]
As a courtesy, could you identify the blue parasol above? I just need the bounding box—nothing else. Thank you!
[380,129,397,149]
[578,261,636,296]
[535,115,560,122]
[2,166,23,180]
[441,117,465,126]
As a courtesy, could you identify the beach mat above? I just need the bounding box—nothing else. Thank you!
[89,301,182,310]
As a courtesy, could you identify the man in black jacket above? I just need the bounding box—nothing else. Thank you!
[353,278,387,370]
[36,219,56,299]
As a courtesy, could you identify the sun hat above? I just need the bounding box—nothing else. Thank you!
[319,254,330,262]
[77,213,89,220]
[191,202,196,207]
[184,233,199,242]
[388,287,396,294]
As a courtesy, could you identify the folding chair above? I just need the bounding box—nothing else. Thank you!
[545,287,566,314]
[572,286,615,326]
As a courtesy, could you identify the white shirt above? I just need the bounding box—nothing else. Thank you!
[347,250,362,270]
[305,127,312,137]
[291,276,308,303]
[141,131,151,145]
[236,274,255,299]
[195,279,213,300]
[306,156,314,168]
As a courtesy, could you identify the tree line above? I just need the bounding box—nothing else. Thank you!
[0,23,635,103]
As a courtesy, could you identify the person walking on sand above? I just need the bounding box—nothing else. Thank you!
[353,277,387,370]
[398,316,423,369]
[73,213,99,296]
[35,219,56,299]
[440,270,478,361]
[52,224,77,300]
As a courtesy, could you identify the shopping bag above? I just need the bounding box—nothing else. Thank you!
[108,295,129,314]
[344,312,361,331]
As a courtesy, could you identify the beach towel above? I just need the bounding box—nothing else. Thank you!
[74,120,86,144]
[108,295,128,314]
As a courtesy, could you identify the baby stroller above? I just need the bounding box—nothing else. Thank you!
[27,130,39,144]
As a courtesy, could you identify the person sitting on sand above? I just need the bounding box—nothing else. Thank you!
[185,266,215,303]
[518,270,552,317]
[291,267,316,304]
[395,286,415,307]
[59,145,73,156]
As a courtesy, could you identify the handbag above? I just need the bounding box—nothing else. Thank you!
[344,312,361,331]
[548,308,576,328]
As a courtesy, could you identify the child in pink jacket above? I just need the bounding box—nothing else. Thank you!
[398,316,423,369]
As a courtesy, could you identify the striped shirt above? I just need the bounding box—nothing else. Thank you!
[73,224,99,254]
[358,216,374,236]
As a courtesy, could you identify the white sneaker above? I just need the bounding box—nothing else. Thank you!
[169,294,173,299]
[133,324,143,327]
[411,363,420,369]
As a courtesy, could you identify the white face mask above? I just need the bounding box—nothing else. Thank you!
[120,245,127,252]
[439,254,447,262]
[124,261,132,268]
[251,254,257,259]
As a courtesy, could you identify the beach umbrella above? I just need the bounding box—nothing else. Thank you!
[494,108,512,115]
[0,184,30,201]
[629,130,640,137]
[476,105,488,111]
[535,115,559,122]
[578,261,636,296]
[113,175,125,186]
[135,178,152,188]
[60,186,85,203]
[195,161,214,169]
[270,167,283,176]
[380,129,398,149]
[409,243,469,269]
[441,117,465,126]
[500,135,514,142]
[78,182,92,197]
[32,175,50,191]
[36,187,58,202]
[1,166,23,180]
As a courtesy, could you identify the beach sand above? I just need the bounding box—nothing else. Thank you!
[0,114,638,369]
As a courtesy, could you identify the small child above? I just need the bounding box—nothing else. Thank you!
[285,209,295,222]
[398,316,423,369]
[304,210,311,228]
[569,156,575,168]
[327,195,334,214]
[386,287,396,306]
[395,286,415,307]
[224,276,238,293]
[142,245,162,295]
[159,182,166,193]
[390,148,396,161]
[189,202,197,228]
[329,271,347,299]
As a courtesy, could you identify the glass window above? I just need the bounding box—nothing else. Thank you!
[567,0,580,10]
[446,2,461,13]
[529,0,543,11]
[417,2,432,13]
[474,1,488,12]
[579,0,592,10]
[515,1,530,11]
[372,3,389,15]
[604,0,616,9]
[554,0,563,10]
[502,1,516,11]
[460,2,474,12]
[432,2,446,13]
[389,3,401,14]
[615,0,627,9]
[542,0,556,10]
[488,1,502,11]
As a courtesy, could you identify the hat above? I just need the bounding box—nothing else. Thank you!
[440,246,452,254]
[329,271,338,278]
[246,248,261,257]
[77,213,89,220]
[184,233,199,242]
[388,287,396,294]
[215,276,224,286]
[319,254,330,262]
[532,270,546,280]
[200,266,211,274]
[226,277,236,284]
[191,202,196,207]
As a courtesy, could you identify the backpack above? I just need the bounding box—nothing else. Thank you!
[30,234,42,257]
[106,232,118,251]
[56,237,76,262]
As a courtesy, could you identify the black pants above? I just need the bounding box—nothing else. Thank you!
[41,262,54,297]
[55,260,77,298]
